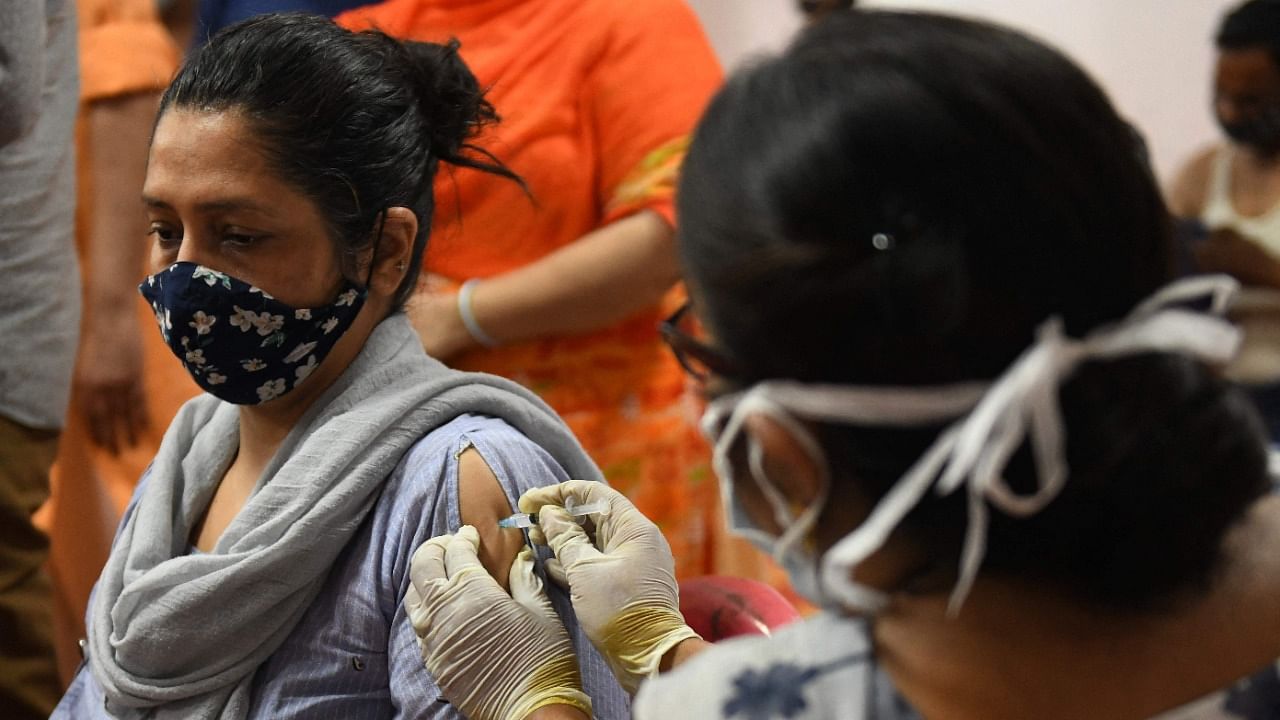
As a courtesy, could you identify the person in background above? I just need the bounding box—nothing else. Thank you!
[51,14,626,718]
[36,0,184,684]
[337,0,775,588]
[0,3,79,716]
[402,10,1280,719]
[1169,0,1280,442]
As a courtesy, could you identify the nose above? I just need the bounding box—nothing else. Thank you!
[173,230,215,268]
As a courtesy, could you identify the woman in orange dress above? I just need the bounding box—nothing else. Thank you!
[339,0,768,581]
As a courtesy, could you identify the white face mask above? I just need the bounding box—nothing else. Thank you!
[701,275,1241,617]
[704,391,887,612]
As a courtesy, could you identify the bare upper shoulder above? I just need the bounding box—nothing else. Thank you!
[1168,144,1222,218]
[457,446,524,591]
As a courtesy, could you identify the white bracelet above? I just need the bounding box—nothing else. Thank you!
[457,279,501,348]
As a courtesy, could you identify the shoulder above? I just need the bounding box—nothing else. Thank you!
[381,413,568,547]
[1169,143,1223,218]
[634,614,880,720]
[395,414,563,495]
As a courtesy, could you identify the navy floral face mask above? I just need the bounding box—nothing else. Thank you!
[139,262,367,405]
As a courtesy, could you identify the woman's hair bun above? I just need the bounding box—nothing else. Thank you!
[402,39,493,161]
[398,38,520,183]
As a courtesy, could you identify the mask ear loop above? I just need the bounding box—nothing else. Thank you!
[732,391,834,572]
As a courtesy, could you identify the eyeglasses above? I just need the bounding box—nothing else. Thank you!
[658,301,740,382]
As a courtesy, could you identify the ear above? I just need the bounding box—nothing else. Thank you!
[741,412,825,517]
[367,206,418,298]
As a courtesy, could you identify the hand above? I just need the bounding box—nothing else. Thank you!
[405,525,592,720]
[409,291,472,362]
[520,480,701,694]
[1193,228,1280,289]
[74,306,148,454]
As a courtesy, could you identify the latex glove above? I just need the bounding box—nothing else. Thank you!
[404,525,591,720]
[520,480,701,694]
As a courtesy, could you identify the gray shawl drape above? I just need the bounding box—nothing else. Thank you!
[88,315,602,719]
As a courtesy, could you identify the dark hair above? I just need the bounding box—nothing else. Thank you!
[158,13,520,310]
[798,0,856,19]
[678,10,1270,611]
[1217,0,1280,67]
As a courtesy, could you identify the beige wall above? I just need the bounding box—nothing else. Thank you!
[686,0,1239,184]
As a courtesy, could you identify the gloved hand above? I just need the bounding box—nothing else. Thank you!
[404,525,591,720]
[520,480,701,694]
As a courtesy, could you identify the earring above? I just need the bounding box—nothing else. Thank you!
[395,261,407,271]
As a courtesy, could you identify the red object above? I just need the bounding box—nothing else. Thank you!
[679,576,802,642]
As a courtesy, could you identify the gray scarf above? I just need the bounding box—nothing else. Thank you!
[88,315,603,718]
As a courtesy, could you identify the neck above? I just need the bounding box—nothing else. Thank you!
[235,397,309,472]
[232,321,371,473]
[872,498,1280,720]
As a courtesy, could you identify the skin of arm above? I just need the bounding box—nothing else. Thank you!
[1195,227,1280,288]
[412,209,679,360]
[75,91,161,453]
[0,1,45,145]
[660,637,711,673]
[459,448,590,719]
[457,446,525,590]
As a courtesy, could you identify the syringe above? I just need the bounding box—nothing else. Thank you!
[498,498,609,529]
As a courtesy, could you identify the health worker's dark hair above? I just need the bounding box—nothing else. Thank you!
[678,9,1270,612]
[159,13,520,311]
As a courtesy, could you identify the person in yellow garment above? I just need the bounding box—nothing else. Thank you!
[35,0,187,684]
[401,9,1280,720]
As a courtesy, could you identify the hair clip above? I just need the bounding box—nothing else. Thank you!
[871,233,896,251]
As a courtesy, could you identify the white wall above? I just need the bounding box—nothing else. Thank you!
[685,0,1238,184]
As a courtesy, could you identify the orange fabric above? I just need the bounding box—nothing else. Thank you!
[33,0,189,686]
[339,0,794,593]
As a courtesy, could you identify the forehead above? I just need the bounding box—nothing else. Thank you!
[144,109,282,202]
[1216,48,1280,94]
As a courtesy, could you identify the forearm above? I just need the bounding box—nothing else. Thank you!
[85,91,160,310]
[660,636,710,674]
[525,706,591,720]
[469,210,680,343]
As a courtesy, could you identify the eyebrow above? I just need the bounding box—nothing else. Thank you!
[142,195,274,215]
